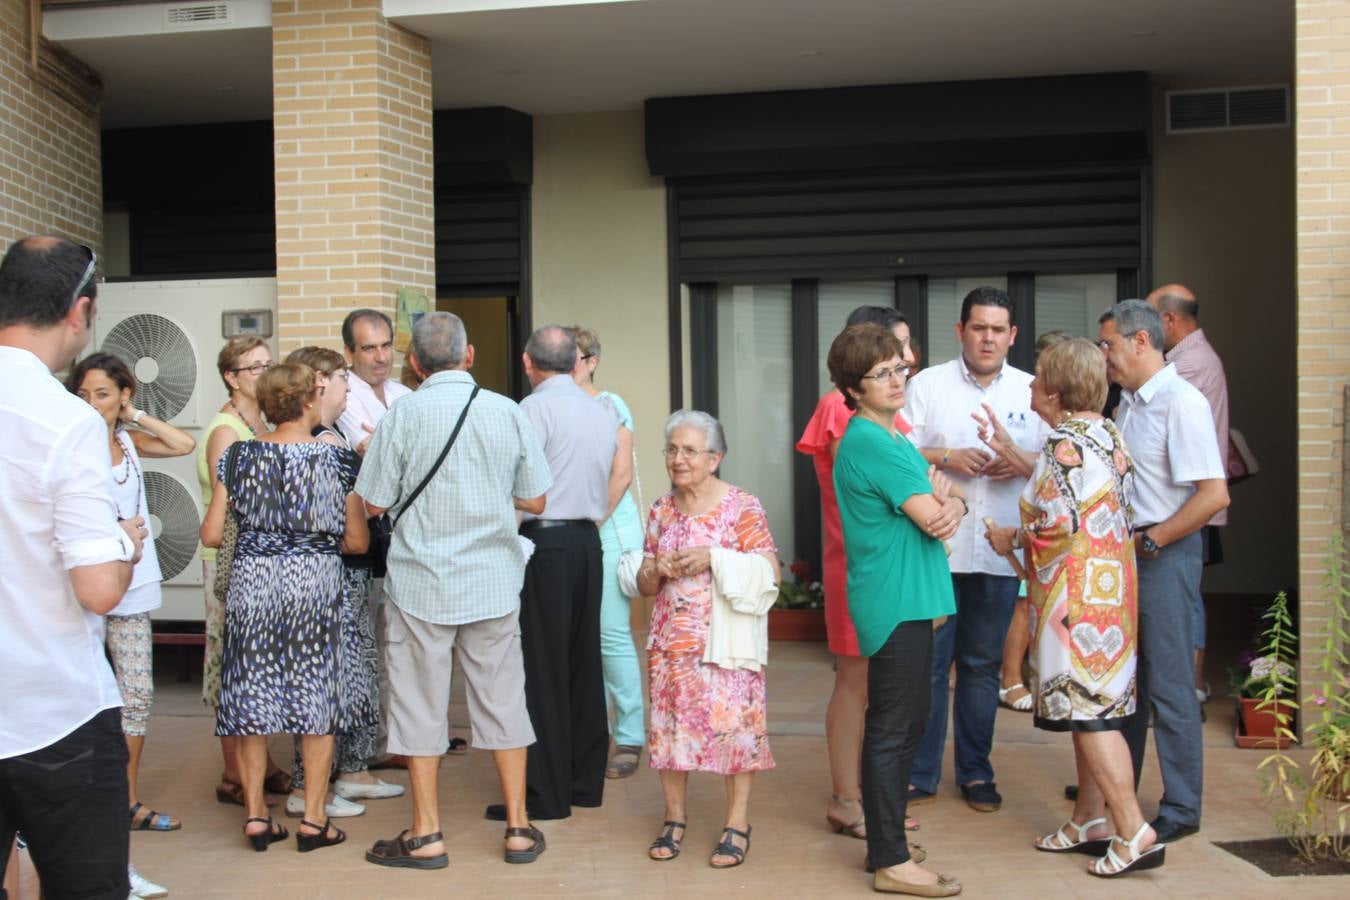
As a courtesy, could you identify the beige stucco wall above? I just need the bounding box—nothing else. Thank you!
[1151,79,1298,597]
[531,110,670,488]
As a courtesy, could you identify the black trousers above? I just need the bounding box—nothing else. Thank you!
[0,708,129,900]
[518,522,607,819]
[862,620,934,870]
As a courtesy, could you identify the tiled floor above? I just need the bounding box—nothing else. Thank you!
[117,640,1346,899]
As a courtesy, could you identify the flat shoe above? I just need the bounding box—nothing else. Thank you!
[446,737,469,755]
[873,869,962,896]
[286,793,365,818]
[606,745,642,779]
[504,825,546,864]
[866,844,927,872]
[129,802,180,832]
[334,778,405,800]
[958,782,1001,812]
[365,830,449,870]
[998,683,1033,712]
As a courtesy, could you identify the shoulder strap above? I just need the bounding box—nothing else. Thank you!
[393,385,479,528]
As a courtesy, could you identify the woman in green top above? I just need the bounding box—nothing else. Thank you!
[829,324,963,898]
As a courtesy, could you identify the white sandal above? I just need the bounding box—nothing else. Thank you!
[1035,817,1111,855]
[998,683,1033,712]
[1088,822,1166,878]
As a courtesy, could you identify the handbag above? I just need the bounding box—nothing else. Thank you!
[366,514,392,578]
[212,441,244,605]
[390,386,479,530]
[616,444,646,599]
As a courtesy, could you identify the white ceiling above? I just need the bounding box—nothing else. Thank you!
[49,0,1293,129]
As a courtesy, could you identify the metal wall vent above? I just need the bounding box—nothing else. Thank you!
[1167,85,1289,134]
[164,3,232,28]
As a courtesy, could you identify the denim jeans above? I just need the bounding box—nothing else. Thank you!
[909,573,1020,792]
[862,620,933,869]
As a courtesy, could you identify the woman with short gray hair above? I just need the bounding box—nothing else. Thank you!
[636,409,779,869]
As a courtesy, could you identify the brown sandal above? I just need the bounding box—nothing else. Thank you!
[504,825,546,864]
[263,770,294,795]
[215,779,276,808]
[365,830,448,869]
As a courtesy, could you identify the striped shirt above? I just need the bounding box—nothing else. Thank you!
[355,370,553,625]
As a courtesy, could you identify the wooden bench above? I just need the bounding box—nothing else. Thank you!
[151,620,206,683]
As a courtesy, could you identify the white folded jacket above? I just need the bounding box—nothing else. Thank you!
[702,547,779,672]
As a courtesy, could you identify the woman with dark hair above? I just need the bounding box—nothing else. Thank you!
[202,363,369,853]
[69,352,195,895]
[281,346,399,816]
[830,324,963,896]
[797,306,961,840]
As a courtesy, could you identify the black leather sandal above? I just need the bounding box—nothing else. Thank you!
[243,817,287,852]
[296,818,346,853]
[709,825,751,869]
[648,820,686,861]
[504,825,546,863]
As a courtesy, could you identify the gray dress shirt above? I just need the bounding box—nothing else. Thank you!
[519,374,618,523]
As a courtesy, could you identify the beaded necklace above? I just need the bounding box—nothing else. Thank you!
[229,397,260,436]
[112,432,142,521]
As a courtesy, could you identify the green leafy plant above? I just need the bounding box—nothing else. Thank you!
[774,558,824,610]
[1260,532,1350,863]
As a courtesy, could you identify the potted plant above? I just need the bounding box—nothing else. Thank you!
[769,559,827,641]
[1231,591,1297,747]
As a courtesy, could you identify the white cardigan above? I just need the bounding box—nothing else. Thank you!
[702,547,779,672]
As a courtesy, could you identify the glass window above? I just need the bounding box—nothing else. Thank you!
[925,276,1008,369]
[1034,274,1117,342]
[817,280,894,396]
[715,284,795,564]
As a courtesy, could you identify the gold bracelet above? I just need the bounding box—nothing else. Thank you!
[941,448,952,469]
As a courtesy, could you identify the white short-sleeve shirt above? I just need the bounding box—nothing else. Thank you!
[337,372,411,450]
[905,356,1048,576]
[1115,363,1226,526]
[0,347,128,758]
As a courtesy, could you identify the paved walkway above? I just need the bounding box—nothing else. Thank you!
[121,640,1344,898]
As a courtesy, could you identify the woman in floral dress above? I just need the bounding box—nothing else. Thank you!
[635,410,779,869]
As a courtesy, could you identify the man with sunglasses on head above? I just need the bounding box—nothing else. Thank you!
[903,286,1047,815]
[0,236,148,899]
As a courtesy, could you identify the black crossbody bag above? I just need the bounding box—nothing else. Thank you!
[390,385,480,529]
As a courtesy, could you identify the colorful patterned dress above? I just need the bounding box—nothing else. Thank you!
[1020,417,1138,732]
[645,485,776,773]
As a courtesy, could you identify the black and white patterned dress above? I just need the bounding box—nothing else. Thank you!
[215,441,350,737]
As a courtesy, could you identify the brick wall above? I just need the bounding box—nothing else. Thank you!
[1296,1,1350,689]
[272,0,434,354]
[0,0,101,251]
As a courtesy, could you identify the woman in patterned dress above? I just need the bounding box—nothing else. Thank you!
[635,410,779,869]
[282,347,400,816]
[201,363,369,853]
[985,338,1162,878]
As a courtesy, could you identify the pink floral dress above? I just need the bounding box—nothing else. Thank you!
[644,485,777,774]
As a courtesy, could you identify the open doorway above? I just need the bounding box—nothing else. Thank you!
[437,295,522,398]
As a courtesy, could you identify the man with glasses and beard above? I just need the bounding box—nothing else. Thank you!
[0,236,148,898]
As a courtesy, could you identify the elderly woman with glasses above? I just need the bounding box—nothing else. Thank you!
[829,324,963,896]
[635,410,780,869]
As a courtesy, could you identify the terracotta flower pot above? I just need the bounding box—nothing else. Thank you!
[768,608,827,641]
[1239,697,1282,737]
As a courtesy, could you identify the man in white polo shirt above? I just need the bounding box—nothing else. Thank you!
[904,286,1046,813]
[0,236,147,898]
[1098,299,1229,845]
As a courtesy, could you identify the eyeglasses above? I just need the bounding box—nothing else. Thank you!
[860,363,909,384]
[663,446,716,460]
[231,361,276,376]
[70,245,97,308]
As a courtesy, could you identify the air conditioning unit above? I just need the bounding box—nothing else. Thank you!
[93,278,277,621]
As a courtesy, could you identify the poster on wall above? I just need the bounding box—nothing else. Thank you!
[395,288,431,353]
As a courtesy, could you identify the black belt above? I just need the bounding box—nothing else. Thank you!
[1134,523,1158,532]
[520,518,594,532]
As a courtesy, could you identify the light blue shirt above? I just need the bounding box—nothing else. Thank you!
[519,374,617,523]
[355,370,553,625]
[597,391,644,553]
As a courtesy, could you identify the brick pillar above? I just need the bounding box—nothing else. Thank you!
[1295,1,1350,694]
[271,0,434,354]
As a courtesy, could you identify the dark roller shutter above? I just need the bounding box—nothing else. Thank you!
[434,184,527,296]
[671,163,1144,283]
